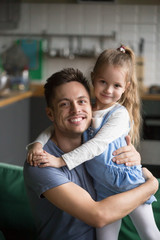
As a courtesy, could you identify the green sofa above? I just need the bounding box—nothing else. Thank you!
[0,162,160,240]
[0,163,36,240]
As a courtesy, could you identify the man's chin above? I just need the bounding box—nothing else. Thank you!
[68,128,86,136]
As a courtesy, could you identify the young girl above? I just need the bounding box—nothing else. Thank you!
[27,46,160,240]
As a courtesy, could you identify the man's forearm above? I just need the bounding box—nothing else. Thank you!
[96,172,158,227]
[44,168,158,228]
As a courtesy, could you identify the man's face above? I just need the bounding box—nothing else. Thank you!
[48,81,92,138]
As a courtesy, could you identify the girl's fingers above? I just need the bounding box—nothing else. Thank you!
[38,163,50,168]
[32,154,46,161]
[113,145,131,156]
[27,153,34,165]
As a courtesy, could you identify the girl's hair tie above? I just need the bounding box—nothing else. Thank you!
[117,45,126,53]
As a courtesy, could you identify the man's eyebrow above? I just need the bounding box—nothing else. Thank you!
[57,98,69,104]
[78,96,89,99]
[57,96,89,104]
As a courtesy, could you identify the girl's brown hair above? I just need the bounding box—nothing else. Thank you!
[92,46,141,147]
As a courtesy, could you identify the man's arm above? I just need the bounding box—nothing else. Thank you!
[44,168,158,228]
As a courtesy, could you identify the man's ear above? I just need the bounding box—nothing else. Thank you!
[46,107,54,122]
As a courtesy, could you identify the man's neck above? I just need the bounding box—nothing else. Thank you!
[51,132,82,153]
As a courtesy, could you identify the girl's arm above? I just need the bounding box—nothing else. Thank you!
[32,109,140,169]
[62,107,130,169]
[27,125,54,165]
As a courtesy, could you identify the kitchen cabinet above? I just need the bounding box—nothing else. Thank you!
[30,96,51,142]
[29,3,117,36]
[140,99,160,177]
[0,95,50,166]
[0,98,30,166]
[3,3,117,37]
[0,0,20,30]
[141,100,160,140]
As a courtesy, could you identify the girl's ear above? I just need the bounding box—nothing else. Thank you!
[126,81,130,90]
[46,107,54,122]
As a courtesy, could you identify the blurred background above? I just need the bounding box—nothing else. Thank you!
[0,0,160,87]
[0,0,160,176]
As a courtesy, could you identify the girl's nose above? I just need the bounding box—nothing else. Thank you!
[104,85,112,93]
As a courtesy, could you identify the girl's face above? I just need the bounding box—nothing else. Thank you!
[92,64,128,110]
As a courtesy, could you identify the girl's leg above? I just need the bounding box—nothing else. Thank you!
[129,204,160,240]
[96,219,121,240]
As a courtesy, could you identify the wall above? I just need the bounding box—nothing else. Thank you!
[0,2,160,87]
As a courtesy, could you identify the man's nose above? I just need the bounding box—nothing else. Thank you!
[70,102,80,113]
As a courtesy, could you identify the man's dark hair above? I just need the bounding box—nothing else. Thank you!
[44,68,90,107]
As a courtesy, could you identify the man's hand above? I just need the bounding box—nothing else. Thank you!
[112,135,141,166]
[142,167,159,195]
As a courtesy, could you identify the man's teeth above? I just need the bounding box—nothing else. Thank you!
[70,118,82,123]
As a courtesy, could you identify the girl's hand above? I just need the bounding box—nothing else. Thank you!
[112,135,141,166]
[27,142,44,166]
[32,151,66,168]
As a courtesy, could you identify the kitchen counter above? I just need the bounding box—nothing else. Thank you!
[0,90,32,107]
[1,84,160,108]
[141,93,160,101]
[0,84,44,107]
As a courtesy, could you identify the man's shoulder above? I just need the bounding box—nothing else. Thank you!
[24,161,69,182]
[23,161,71,197]
[43,139,62,156]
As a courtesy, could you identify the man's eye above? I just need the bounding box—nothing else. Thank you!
[100,80,106,84]
[60,102,70,107]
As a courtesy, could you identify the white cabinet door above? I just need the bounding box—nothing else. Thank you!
[30,3,48,34]
[47,4,66,34]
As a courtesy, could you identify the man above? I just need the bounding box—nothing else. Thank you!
[23,68,158,240]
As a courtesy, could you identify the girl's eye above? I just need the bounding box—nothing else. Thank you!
[115,84,121,88]
[79,99,86,104]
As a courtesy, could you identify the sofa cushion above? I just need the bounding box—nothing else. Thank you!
[0,231,5,240]
[0,162,36,239]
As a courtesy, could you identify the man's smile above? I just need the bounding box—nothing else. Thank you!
[68,115,86,124]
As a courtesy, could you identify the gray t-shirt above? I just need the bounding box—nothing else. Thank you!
[23,139,96,240]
